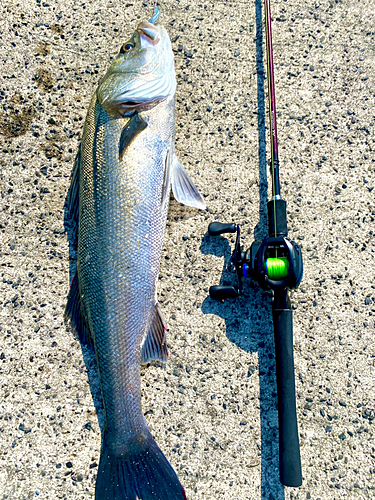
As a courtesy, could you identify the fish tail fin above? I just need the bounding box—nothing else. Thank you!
[95,433,186,500]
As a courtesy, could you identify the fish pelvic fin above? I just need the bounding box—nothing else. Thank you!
[171,157,206,210]
[64,274,93,345]
[95,432,187,500]
[141,302,168,365]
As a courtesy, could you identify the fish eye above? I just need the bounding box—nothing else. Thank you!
[120,42,135,53]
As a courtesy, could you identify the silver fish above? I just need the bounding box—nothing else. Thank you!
[65,8,205,500]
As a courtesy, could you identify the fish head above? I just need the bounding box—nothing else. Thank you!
[97,16,176,116]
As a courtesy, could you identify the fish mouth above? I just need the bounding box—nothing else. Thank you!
[137,22,161,48]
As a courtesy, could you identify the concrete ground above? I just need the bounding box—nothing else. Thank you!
[1,0,374,498]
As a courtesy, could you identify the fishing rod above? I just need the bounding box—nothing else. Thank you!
[207,0,303,488]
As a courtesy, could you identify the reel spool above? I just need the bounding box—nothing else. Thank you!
[266,257,288,280]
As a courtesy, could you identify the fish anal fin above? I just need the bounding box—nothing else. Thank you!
[64,274,93,345]
[141,303,168,365]
[119,112,148,161]
[171,157,206,210]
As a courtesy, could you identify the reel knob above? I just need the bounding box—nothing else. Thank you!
[209,285,239,300]
[208,222,237,236]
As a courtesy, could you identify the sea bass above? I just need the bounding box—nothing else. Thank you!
[65,8,205,500]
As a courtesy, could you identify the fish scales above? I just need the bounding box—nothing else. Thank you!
[65,9,205,499]
[79,94,174,445]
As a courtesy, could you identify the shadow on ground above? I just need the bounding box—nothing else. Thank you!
[200,0,285,498]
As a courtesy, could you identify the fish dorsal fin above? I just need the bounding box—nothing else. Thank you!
[171,157,206,209]
[119,112,148,161]
[141,303,168,365]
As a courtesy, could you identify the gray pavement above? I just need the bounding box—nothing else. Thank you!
[0,0,374,498]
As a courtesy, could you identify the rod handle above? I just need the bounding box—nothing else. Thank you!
[208,222,237,236]
[273,306,302,487]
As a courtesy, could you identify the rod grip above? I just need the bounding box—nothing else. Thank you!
[273,307,302,487]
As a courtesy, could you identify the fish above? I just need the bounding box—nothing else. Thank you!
[65,7,205,500]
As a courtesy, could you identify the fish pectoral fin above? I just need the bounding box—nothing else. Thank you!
[119,112,148,161]
[66,143,81,226]
[141,303,168,365]
[171,157,206,209]
[64,273,93,345]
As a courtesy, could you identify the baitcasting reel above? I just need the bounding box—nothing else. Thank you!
[209,198,303,301]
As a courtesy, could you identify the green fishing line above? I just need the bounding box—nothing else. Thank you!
[266,257,288,280]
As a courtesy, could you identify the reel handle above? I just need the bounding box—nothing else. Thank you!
[273,294,302,487]
[208,222,237,236]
